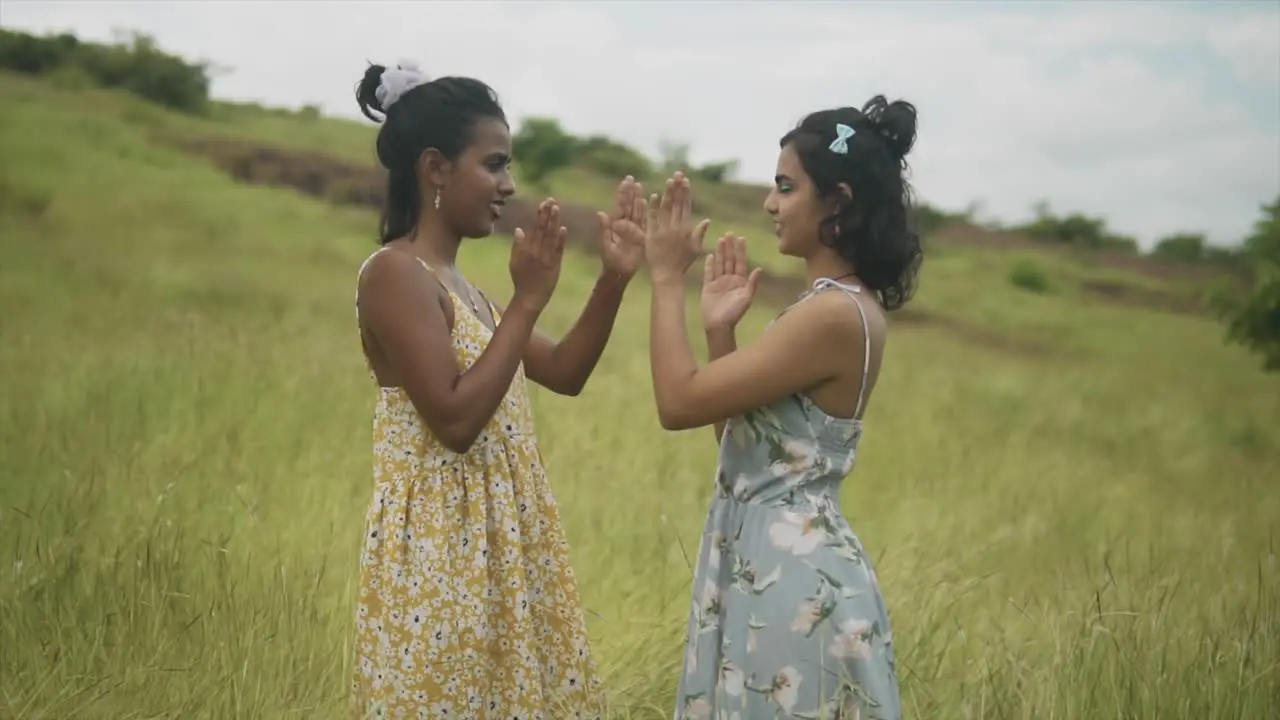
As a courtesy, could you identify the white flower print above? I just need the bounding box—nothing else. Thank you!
[681,695,712,719]
[829,618,875,660]
[747,616,767,654]
[769,666,802,712]
[718,660,746,696]
[707,532,724,571]
[768,511,825,555]
[791,599,824,635]
[770,437,824,480]
[700,580,721,615]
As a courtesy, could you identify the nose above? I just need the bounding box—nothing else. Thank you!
[762,190,778,216]
[498,173,516,199]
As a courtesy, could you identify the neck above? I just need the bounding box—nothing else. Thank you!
[804,252,859,288]
[405,213,462,269]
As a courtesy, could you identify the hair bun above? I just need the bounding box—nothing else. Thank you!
[356,63,388,122]
[861,95,917,161]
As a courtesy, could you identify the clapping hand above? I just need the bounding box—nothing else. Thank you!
[700,233,763,330]
[597,175,647,278]
[509,198,566,313]
[645,171,710,285]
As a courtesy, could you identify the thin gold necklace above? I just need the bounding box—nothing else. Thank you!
[443,270,485,320]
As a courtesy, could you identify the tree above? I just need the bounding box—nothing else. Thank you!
[1211,196,1280,371]
[1151,232,1208,263]
[512,117,577,186]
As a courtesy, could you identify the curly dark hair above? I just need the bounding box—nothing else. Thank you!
[780,95,922,310]
[355,63,507,244]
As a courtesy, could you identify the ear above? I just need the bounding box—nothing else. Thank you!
[417,147,452,189]
[830,182,853,213]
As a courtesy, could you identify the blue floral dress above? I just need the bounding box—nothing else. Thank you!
[674,278,902,720]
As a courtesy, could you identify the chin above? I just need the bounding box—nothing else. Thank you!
[464,223,495,240]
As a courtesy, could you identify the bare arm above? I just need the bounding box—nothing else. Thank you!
[705,325,736,442]
[496,271,630,396]
[649,279,858,431]
[359,251,541,453]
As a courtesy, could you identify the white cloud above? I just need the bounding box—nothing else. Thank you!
[1206,13,1280,87]
[2,0,1277,247]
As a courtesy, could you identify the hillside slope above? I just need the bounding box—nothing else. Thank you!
[1,74,1277,719]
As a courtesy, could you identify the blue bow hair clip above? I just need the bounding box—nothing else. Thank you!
[828,123,855,155]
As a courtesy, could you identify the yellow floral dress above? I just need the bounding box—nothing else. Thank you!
[351,252,604,719]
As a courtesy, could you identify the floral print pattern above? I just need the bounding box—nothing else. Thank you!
[675,279,901,720]
[351,252,604,719]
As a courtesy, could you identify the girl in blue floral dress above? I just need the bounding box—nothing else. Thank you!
[643,95,923,719]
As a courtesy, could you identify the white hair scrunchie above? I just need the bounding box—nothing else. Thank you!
[375,60,431,112]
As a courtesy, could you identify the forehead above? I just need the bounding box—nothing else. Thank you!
[775,143,804,177]
[467,117,511,152]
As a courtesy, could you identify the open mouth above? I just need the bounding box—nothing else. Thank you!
[489,201,504,220]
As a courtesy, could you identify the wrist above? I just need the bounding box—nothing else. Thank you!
[649,268,687,289]
[507,292,547,319]
[704,322,736,336]
[595,269,631,296]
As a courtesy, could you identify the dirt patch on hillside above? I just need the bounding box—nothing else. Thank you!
[169,135,1156,357]
[928,225,1227,285]
[1079,279,1205,316]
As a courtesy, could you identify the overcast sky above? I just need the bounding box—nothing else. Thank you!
[4,1,1278,248]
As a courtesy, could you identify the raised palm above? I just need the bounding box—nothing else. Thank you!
[597,175,648,277]
[701,233,763,330]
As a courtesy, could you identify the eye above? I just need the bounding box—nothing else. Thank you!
[776,182,793,193]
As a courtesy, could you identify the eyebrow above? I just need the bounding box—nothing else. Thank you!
[774,174,792,184]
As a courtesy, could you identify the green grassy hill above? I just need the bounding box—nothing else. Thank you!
[1,71,1277,719]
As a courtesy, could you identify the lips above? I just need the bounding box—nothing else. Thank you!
[489,201,504,220]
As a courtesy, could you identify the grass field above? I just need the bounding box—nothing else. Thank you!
[2,73,1278,719]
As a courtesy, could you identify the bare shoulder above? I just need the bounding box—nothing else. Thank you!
[771,289,868,344]
[358,249,441,308]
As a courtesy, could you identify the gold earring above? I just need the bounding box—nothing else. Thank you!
[433,189,441,210]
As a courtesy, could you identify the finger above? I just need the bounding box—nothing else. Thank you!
[693,218,712,251]
[746,267,763,296]
[596,210,610,243]
[670,174,686,228]
[733,235,748,278]
[535,203,552,259]
[546,204,561,260]
[647,192,660,233]
[629,181,643,223]
[632,193,647,231]
[678,175,693,228]
[659,179,674,228]
[535,199,550,242]
[703,253,715,284]
[555,225,568,256]
[514,227,526,248]
[717,234,731,277]
[614,176,630,219]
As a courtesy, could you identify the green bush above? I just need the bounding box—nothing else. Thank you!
[1017,201,1139,254]
[1211,196,1280,371]
[512,117,578,186]
[575,134,654,179]
[0,28,209,114]
[1009,258,1051,293]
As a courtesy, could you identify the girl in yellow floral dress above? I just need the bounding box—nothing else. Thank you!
[349,62,648,718]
